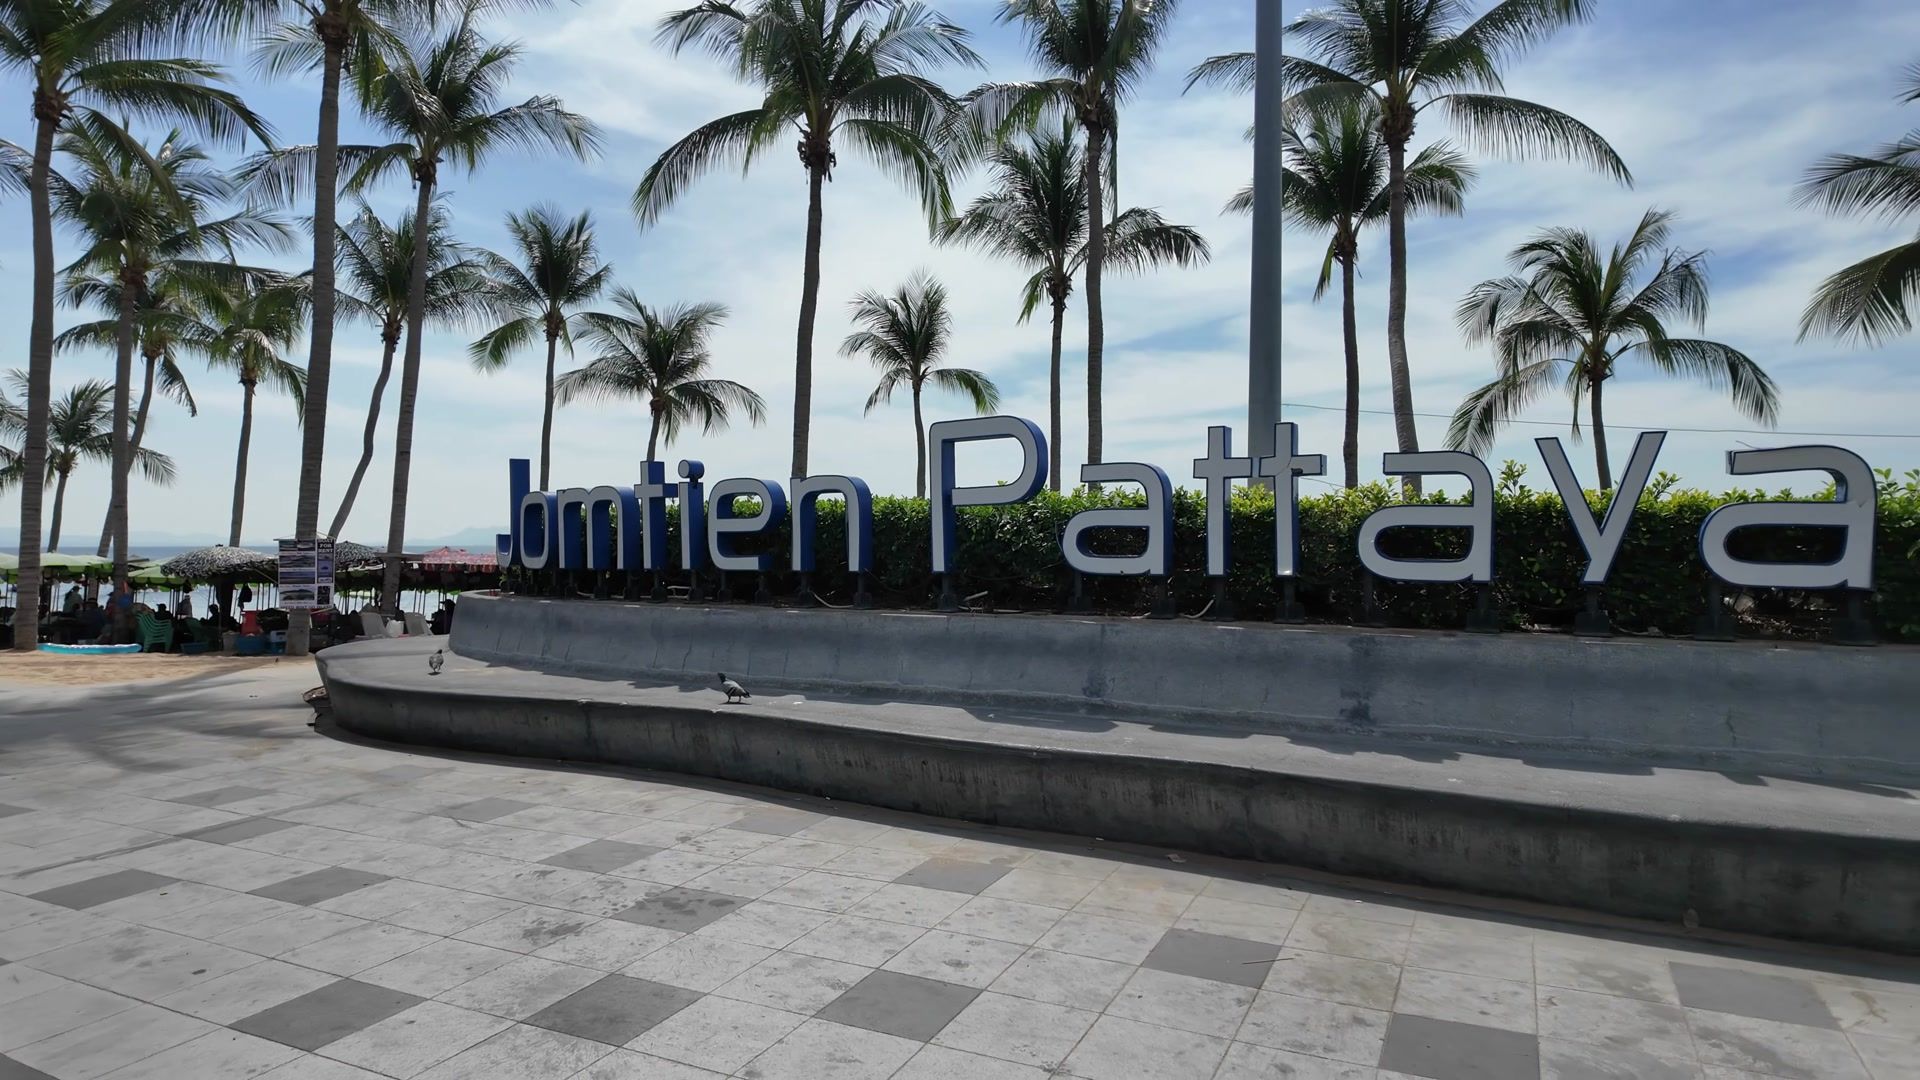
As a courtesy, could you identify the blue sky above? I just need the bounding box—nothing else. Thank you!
[4,0,1920,547]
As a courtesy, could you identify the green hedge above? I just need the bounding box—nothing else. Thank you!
[512,465,1920,642]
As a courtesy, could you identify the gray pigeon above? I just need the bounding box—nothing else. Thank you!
[428,649,444,676]
[719,672,749,704]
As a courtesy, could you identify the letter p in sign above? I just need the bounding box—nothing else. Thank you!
[928,416,1048,576]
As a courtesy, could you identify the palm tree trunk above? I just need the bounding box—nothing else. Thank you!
[1083,122,1107,473]
[108,270,136,605]
[791,162,826,480]
[539,329,559,490]
[97,353,160,557]
[646,405,661,463]
[230,382,256,548]
[911,384,927,500]
[48,470,69,553]
[16,99,58,650]
[1048,295,1066,493]
[1340,253,1361,489]
[1384,136,1422,496]
[1591,374,1612,491]
[287,12,348,658]
[327,330,397,539]
[381,171,438,612]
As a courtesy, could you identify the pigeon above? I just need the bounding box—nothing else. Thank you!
[719,673,749,704]
[428,649,445,676]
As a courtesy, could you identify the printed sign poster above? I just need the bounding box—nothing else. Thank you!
[277,538,336,610]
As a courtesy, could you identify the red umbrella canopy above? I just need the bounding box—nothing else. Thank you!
[418,546,498,571]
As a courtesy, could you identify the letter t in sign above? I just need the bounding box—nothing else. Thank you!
[1257,423,1326,579]
[1193,426,1255,578]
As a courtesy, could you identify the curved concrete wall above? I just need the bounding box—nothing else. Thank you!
[451,593,1920,783]
[319,639,1920,953]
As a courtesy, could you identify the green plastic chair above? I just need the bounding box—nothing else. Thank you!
[135,611,175,653]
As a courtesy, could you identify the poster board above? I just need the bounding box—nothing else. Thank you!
[277,538,335,610]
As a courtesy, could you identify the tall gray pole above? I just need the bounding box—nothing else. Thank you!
[1247,0,1284,476]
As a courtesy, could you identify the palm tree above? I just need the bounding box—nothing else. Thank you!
[0,381,23,491]
[965,0,1181,473]
[556,290,766,463]
[229,0,457,656]
[1796,65,1920,344]
[200,279,308,545]
[1448,210,1777,490]
[44,127,289,560]
[247,2,599,609]
[1,375,175,552]
[1273,103,1472,487]
[1243,0,1629,489]
[936,124,1209,489]
[842,273,999,498]
[635,0,978,480]
[470,204,611,489]
[1,0,269,649]
[59,269,205,556]
[327,199,494,539]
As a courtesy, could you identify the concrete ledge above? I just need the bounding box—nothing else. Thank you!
[451,593,1920,784]
[319,638,1920,953]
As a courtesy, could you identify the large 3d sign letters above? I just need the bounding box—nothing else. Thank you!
[1538,432,1665,585]
[517,487,558,571]
[708,478,788,573]
[633,461,672,572]
[1699,446,1876,590]
[1193,426,1255,578]
[677,460,708,573]
[1062,462,1174,577]
[928,416,1047,575]
[1358,452,1495,584]
[791,475,874,574]
[588,485,640,571]
[498,457,531,567]
[554,488,592,571]
[1258,422,1326,579]
[508,416,1881,605]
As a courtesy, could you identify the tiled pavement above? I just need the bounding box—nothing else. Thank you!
[1,665,1917,1079]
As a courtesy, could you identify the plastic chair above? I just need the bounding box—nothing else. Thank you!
[403,612,428,636]
[134,611,174,653]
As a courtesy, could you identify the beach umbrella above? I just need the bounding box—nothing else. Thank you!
[160,546,276,583]
[128,565,188,588]
[330,541,387,568]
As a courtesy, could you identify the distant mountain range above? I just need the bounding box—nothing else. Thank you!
[1,524,505,552]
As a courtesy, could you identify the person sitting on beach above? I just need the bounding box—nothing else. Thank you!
[429,599,456,635]
[153,604,173,621]
[78,599,106,642]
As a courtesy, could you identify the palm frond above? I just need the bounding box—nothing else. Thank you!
[1797,232,1920,345]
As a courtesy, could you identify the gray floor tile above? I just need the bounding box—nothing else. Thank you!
[0,1055,56,1080]
[231,978,424,1051]
[893,859,1011,895]
[729,808,827,836]
[370,765,445,783]
[817,969,980,1041]
[0,805,30,820]
[446,798,537,822]
[525,974,700,1045]
[1141,927,1279,989]
[610,887,743,932]
[250,867,391,906]
[180,816,300,845]
[27,869,177,910]
[1377,1013,1541,1080]
[540,840,662,874]
[1670,962,1839,1029]
[169,785,275,808]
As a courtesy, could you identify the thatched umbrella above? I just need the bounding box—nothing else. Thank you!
[160,546,276,582]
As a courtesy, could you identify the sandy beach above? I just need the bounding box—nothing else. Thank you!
[0,651,313,687]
